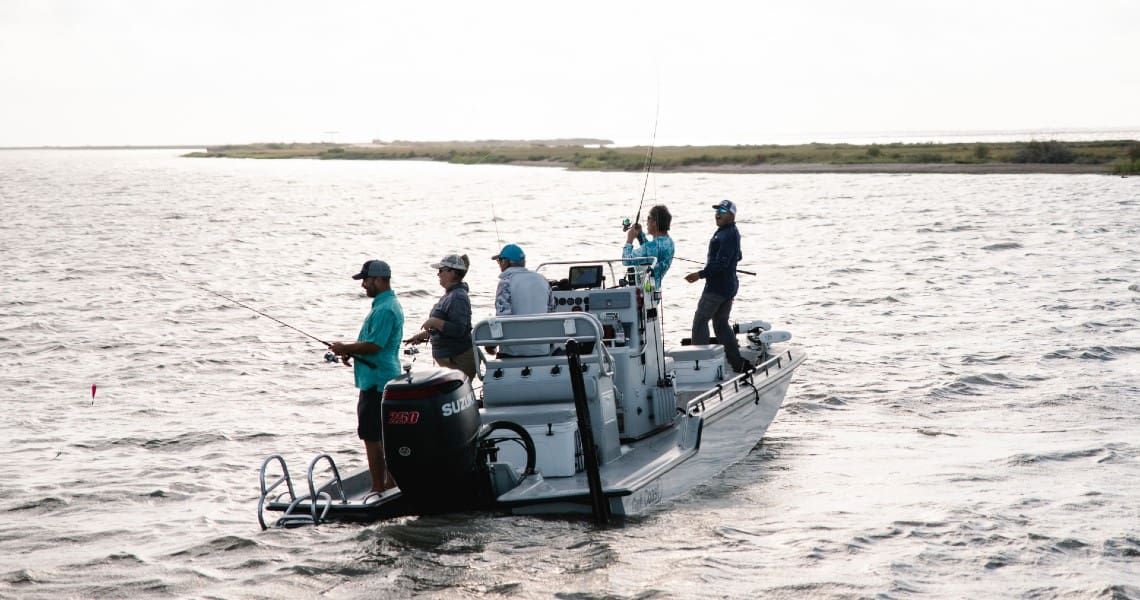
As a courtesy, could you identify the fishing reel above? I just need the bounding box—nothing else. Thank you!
[324,351,352,366]
[622,217,632,232]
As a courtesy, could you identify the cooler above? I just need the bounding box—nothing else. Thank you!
[485,405,584,478]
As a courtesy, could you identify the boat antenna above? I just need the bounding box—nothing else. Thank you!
[164,274,376,367]
[625,91,660,232]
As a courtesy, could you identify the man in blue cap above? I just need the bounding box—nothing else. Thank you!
[491,243,555,357]
[330,259,405,493]
[684,200,749,372]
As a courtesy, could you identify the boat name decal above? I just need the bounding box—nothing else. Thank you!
[629,480,663,512]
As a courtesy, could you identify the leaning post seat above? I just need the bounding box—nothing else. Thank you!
[481,354,606,407]
[473,312,622,464]
[473,312,614,408]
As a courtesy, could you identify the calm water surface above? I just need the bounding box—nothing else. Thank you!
[1,150,1138,598]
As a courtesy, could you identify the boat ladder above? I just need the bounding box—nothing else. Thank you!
[257,453,347,530]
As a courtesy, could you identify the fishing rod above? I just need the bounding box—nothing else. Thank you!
[624,89,660,233]
[166,274,377,368]
[490,199,503,246]
[673,256,756,276]
[461,141,511,246]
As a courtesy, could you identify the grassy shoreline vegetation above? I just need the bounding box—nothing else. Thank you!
[185,139,1140,175]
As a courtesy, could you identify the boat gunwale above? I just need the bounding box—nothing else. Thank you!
[684,348,804,422]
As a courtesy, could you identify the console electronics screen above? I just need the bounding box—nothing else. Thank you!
[568,265,604,290]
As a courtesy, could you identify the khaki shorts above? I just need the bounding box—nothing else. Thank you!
[436,348,477,382]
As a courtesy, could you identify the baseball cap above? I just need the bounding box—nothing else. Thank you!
[351,259,392,279]
[431,254,468,272]
[712,199,737,214]
[491,244,525,262]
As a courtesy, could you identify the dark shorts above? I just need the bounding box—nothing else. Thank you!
[356,388,384,442]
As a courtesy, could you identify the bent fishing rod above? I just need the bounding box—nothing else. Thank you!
[673,256,756,276]
[461,140,512,246]
[166,275,377,368]
[624,88,661,233]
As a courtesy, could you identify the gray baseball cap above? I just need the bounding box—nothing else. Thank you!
[351,259,392,279]
[431,254,468,272]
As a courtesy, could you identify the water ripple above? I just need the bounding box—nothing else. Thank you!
[2,152,1138,599]
[1006,447,1108,466]
[1045,346,1140,361]
[982,242,1023,251]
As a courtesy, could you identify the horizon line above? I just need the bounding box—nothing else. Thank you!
[4,126,1140,151]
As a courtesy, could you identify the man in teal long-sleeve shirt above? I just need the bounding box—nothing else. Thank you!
[330,259,405,494]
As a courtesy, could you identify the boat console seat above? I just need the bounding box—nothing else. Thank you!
[473,313,613,409]
[482,354,605,407]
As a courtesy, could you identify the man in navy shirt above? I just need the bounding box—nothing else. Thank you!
[685,199,749,373]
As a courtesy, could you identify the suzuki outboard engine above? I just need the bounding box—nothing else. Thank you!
[382,368,487,509]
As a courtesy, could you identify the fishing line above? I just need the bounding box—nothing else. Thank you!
[460,141,510,246]
[490,198,503,246]
[635,94,660,227]
[164,274,377,367]
[672,256,756,276]
[169,275,332,345]
[625,84,661,233]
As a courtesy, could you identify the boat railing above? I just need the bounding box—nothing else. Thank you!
[684,349,795,417]
[256,453,348,529]
[257,454,295,530]
[535,257,657,290]
[473,312,616,378]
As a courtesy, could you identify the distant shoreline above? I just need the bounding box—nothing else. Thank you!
[182,139,1140,175]
[3,140,1136,174]
[664,163,1114,174]
[511,160,1113,175]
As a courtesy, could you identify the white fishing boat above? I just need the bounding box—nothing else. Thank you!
[257,258,804,528]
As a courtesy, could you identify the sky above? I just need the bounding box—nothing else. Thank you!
[1,0,1138,147]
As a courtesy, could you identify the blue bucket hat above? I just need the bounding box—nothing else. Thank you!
[491,244,525,262]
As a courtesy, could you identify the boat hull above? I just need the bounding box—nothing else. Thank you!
[261,347,803,525]
[506,348,802,517]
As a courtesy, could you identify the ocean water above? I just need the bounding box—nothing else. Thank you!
[0,150,1138,599]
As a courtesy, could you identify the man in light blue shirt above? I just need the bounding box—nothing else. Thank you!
[329,259,404,494]
[491,243,555,357]
[623,204,674,289]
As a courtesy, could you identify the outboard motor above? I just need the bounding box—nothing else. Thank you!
[382,368,487,508]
